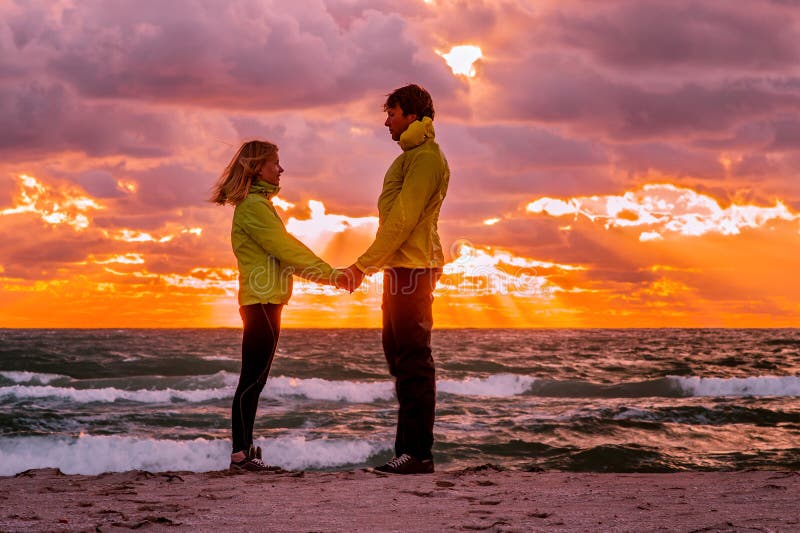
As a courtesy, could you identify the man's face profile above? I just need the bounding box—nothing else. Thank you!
[384,104,417,141]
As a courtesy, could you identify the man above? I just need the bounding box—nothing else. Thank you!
[343,84,450,474]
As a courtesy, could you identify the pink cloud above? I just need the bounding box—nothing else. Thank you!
[545,1,799,70]
[0,82,180,157]
[486,55,800,140]
[3,1,457,110]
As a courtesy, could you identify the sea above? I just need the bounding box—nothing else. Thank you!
[1,328,798,476]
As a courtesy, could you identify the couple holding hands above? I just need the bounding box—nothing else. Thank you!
[211,84,450,475]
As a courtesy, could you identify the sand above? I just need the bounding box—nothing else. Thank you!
[1,466,798,532]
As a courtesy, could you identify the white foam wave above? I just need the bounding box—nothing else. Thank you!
[0,371,66,385]
[673,376,800,397]
[0,434,390,476]
[438,374,536,397]
[0,385,231,403]
[0,374,541,404]
[201,355,235,361]
[264,376,394,403]
[264,374,537,401]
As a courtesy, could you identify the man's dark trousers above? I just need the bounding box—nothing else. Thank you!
[382,267,441,461]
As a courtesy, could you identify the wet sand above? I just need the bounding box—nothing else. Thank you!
[1,466,798,532]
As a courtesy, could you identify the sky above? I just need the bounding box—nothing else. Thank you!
[1,0,799,328]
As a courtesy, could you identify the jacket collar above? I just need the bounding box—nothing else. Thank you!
[398,116,435,152]
[249,180,280,199]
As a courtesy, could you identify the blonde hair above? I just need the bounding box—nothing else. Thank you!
[211,140,278,206]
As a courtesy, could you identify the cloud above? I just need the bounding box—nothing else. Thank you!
[0,174,103,230]
[465,125,607,170]
[610,142,724,180]
[0,82,180,157]
[1,0,457,110]
[545,0,800,70]
[487,56,800,140]
[526,183,800,238]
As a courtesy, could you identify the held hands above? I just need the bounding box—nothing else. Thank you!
[334,264,365,293]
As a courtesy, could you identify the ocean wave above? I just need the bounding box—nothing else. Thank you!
[0,434,391,476]
[0,374,538,404]
[526,376,800,398]
[263,376,394,403]
[3,374,796,404]
[438,374,536,397]
[673,376,800,397]
[265,374,540,401]
[0,371,67,385]
[0,385,232,403]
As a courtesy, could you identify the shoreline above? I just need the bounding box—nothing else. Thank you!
[1,467,798,531]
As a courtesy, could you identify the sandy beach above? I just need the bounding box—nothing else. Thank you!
[1,467,798,532]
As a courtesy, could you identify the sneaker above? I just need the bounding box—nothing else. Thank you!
[230,445,283,472]
[372,454,434,475]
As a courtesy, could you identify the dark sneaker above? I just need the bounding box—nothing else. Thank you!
[230,445,284,472]
[372,454,434,475]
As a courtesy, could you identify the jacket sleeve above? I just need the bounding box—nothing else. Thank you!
[239,199,338,284]
[356,151,440,271]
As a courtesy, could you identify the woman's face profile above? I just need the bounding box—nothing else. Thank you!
[258,154,284,186]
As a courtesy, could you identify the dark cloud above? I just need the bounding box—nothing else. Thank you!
[73,170,127,199]
[466,125,607,169]
[769,116,800,150]
[3,0,457,111]
[546,0,800,70]
[488,55,800,140]
[132,163,212,209]
[0,222,108,278]
[611,142,724,180]
[693,120,777,151]
[0,82,178,157]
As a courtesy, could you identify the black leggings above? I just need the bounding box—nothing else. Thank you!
[231,303,282,453]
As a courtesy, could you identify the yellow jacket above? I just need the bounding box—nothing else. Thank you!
[232,180,337,305]
[356,117,450,271]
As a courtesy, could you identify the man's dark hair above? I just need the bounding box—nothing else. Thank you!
[384,84,435,120]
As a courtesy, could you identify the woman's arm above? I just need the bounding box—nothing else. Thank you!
[238,198,340,285]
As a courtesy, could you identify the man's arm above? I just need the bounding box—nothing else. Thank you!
[355,152,440,271]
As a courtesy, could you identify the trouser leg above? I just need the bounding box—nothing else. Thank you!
[383,268,439,460]
[231,303,282,453]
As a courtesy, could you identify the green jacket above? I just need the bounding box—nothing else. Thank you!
[356,117,450,271]
[232,180,337,305]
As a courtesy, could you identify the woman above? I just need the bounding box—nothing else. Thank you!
[212,140,346,471]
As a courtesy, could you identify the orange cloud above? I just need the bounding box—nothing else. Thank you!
[1,174,798,328]
[526,183,799,240]
[1,174,103,231]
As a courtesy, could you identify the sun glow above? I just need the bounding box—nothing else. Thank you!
[1,174,103,231]
[92,254,146,265]
[116,179,138,193]
[285,199,378,250]
[438,45,483,77]
[2,171,797,328]
[272,196,295,211]
[526,184,800,239]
